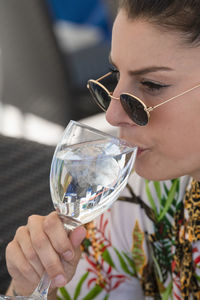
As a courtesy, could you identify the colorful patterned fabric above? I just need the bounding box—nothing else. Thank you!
[57,173,200,300]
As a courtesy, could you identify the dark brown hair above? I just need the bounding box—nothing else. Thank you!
[118,0,200,46]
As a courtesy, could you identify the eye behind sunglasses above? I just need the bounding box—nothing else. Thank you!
[120,93,150,126]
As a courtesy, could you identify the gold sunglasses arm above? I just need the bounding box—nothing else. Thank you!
[96,72,113,82]
[146,83,200,112]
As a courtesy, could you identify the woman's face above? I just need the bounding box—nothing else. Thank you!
[106,9,200,181]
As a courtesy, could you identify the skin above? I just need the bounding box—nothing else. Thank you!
[6,8,200,299]
[106,9,200,181]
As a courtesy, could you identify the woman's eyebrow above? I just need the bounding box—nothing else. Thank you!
[109,54,174,75]
[128,66,174,76]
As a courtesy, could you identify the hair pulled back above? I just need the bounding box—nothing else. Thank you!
[119,0,200,45]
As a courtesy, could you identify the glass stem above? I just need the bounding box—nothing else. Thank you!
[31,272,51,299]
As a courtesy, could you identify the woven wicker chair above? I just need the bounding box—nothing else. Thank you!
[0,135,54,294]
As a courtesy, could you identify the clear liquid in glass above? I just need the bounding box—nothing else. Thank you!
[50,139,135,230]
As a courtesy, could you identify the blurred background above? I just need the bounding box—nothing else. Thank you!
[0,1,119,294]
[0,0,118,145]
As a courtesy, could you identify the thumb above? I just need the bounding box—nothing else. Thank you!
[70,226,87,248]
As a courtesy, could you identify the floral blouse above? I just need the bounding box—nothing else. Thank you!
[57,172,200,300]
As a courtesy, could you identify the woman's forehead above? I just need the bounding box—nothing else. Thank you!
[111,10,200,74]
[112,10,181,50]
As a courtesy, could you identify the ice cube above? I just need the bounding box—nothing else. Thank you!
[104,142,121,156]
[87,157,120,187]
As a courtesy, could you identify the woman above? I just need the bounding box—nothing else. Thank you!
[6,0,200,299]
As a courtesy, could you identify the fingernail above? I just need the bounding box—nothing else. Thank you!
[72,226,87,248]
[52,274,67,287]
[78,226,87,241]
[62,250,74,261]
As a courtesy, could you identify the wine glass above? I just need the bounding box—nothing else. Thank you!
[5,120,137,300]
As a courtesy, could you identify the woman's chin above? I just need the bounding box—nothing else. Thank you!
[134,159,168,181]
[134,168,157,181]
[134,164,178,181]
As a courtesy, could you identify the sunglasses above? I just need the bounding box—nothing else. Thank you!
[87,72,200,126]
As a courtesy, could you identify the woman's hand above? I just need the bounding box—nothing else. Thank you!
[6,211,86,296]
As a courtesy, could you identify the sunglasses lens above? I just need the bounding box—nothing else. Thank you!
[120,94,149,126]
[87,81,111,111]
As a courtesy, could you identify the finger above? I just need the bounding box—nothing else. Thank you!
[6,239,40,295]
[69,226,87,248]
[43,212,74,261]
[27,214,67,286]
[58,244,82,286]
[15,225,44,277]
[51,246,82,288]
[12,273,38,296]
[57,226,86,285]
[66,226,86,268]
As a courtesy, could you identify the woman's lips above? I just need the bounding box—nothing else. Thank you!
[137,147,149,156]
